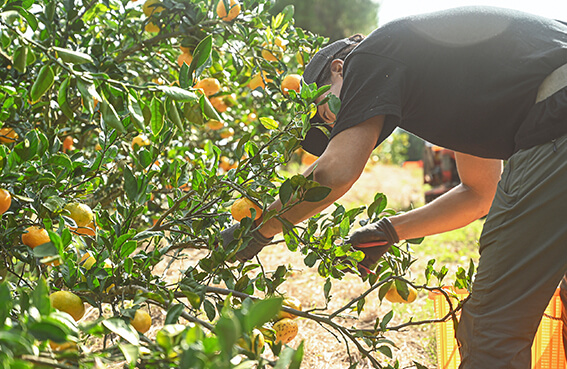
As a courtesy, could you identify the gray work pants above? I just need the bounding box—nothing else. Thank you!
[456,134,567,368]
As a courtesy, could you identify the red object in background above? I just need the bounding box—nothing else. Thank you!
[422,145,460,203]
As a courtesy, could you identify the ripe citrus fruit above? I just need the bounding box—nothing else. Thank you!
[71,220,96,237]
[50,291,86,321]
[273,318,298,345]
[281,74,301,96]
[22,226,51,249]
[231,197,262,221]
[145,22,160,33]
[219,156,237,172]
[248,71,272,90]
[132,134,150,149]
[216,0,240,21]
[177,52,193,67]
[64,202,94,228]
[237,328,265,354]
[206,119,224,130]
[142,0,164,16]
[277,296,302,320]
[0,189,12,215]
[385,283,418,304]
[0,127,18,144]
[79,252,96,270]
[194,78,221,96]
[49,340,78,351]
[62,136,75,151]
[131,309,152,334]
[210,96,228,113]
[219,127,234,139]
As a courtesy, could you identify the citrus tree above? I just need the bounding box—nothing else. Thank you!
[0,0,474,368]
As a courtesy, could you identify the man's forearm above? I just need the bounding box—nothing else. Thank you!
[389,183,494,241]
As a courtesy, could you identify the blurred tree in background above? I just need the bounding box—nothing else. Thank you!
[270,0,380,41]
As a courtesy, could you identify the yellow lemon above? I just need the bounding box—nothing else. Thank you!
[50,291,85,321]
[64,203,94,228]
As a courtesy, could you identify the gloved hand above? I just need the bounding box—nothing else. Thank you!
[346,217,399,277]
[220,223,273,262]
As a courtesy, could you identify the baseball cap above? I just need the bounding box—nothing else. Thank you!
[301,37,358,156]
[303,37,359,86]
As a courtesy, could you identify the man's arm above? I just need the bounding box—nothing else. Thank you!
[390,152,503,240]
[257,115,385,238]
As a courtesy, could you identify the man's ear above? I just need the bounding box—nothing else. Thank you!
[330,59,344,78]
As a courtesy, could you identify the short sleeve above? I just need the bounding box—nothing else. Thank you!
[329,53,407,147]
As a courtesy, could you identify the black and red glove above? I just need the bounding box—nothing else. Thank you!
[346,217,399,277]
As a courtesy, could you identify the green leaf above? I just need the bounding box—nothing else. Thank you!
[304,252,317,267]
[102,318,139,345]
[280,5,295,25]
[204,299,216,321]
[259,117,279,130]
[189,35,213,81]
[58,77,74,119]
[166,98,183,130]
[123,166,138,202]
[31,278,50,316]
[413,361,429,369]
[377,345,393,358]
[380,309,393,331]
[14,130,39,161]
[215,311,240,358]
[31,242,57,257]
[164,304,185,325]
[120,241,137,258]
[201,94,222,122]
[156,324,186,351]
[150,97,164,135]
[244,297,282,331]
[118,343,140,368]
[179,62,190,88]
[0,284,12,326]
[303,186,331,202]
[13,45,27,73]
[101,100,126,134]
[157,85,199,102]
[76,78,101,115]
[127,92,144,130]
[328,94,341,116]
[289,341,304,369]
[30,65,54,103]
[367,193,386,219]
[279,178,292,205]
[339,217,350,237]
[324,278,332,301]
[28,319,69,342]
[15,6,38,31]
[53,46,93,64]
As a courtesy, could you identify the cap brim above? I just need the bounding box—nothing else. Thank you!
[301,124,331,157]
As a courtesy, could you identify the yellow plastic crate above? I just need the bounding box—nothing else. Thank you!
[428,288,566,369]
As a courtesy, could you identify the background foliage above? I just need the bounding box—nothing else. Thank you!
[269,0,379,41]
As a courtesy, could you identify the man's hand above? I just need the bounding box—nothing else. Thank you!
[347,217,399,277]
[220,223,273,262]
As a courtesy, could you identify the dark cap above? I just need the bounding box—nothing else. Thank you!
[301,38,357,156]
[303,37,359,86]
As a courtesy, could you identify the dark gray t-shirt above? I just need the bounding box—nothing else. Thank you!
[331,6,567,159]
